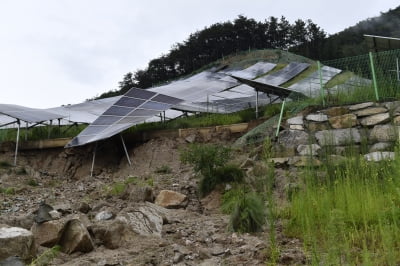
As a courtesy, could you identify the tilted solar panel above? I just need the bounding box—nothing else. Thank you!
[65,88,182,147]
[0,104,65,123]
[256,62,310,86]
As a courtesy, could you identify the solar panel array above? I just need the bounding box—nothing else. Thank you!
[66,88,182,147]
[289,66,341,97]
[0,104,65,124]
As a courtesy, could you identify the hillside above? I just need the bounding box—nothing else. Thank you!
[319,5,400,59]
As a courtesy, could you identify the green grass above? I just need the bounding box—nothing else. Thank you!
[285,152,400,265]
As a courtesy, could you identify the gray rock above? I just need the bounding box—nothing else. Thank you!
[321,106,349,116]
[360,113,390,126]
[59,219,94,254]
[287,116,303,125]
[0,226,36,261]
[289,124,304,130]
[306,113,328,122]
[0,256,25,266]
[89,219,129,249]
[349,102,374,111]
[49,210,61,220]
[369,125,399,142]
[328,114,357,129]
[354,107,387,117]
[384,101,400,110]
[211,246,226,256]
[364,152,395,162]
[297,144,321,156]
[77,202,91,214]
[95,211,114,221]
[34,202,53,224]
[185,134,196,143]
[369,142,393,152]
[117,202,168,237]
[315,128,361,146]
[278,130,310,147]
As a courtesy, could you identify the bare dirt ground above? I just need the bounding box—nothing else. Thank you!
[0,135,305,265]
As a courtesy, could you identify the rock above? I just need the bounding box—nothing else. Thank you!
[0,214,34,230]
[59,219,94,254]
[211,246,226,256]
[364,152,395,162]
[288,156,322,167]
[77,202,91,214]
[49,210,61,220]
[198,248,212,259]
[328,114,357,129]
[349,102,374,111]
[369,142,393,152]
[117,202,167,237]
[123,185,155,203]
[393,116,400,125]
[95,211,114,221]
[369,125,399,142]
[278,130,310,147]
[89,219,129,249]
[289,124,304,130]
[0,256,25,266]
[155,190,188,209]
[173,253,184,263]
[0,226,36,261]
[360,113,390,126]
[354,107,387,117]
[305,113,328,122]
[306,122,330,132]
[52,203,73,215]
[297,144,321,156]
[287,116,303,125]
[31,219,65,247]
[268,157,289,166]
[321,106,349,116]
[315,128,361,146]
[185,134,196,143]
[272,144,296,157]
[33,202,53,224]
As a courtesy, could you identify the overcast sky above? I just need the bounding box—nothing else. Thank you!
[0,0,399,108]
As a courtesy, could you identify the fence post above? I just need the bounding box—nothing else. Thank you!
[369,52,380,101]
[275,100,285,137]
[317,61,325,106]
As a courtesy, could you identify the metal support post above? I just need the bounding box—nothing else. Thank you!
[14,120,20,166]
[317,61,325,106]
[47,120,53,139]
[275,100,286,137]
[369,52,380,101]
[396,57,399,82]
[120,135,132,166]
[255,91,259,119]
[25,122,28,141]
[90,142,98,177]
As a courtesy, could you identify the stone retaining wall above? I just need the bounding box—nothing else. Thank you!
[273,101,400,165]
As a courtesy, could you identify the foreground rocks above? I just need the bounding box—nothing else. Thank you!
[0,225,36,261]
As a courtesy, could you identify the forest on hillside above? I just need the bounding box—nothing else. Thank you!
[98,5,400,99]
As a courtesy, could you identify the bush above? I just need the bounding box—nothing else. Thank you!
[228,190,266,233]
[214,164,244,183]
[155,165,172,174]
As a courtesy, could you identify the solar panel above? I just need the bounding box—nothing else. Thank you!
[65,88,183,147]
[289,66,341,97]
[256,62,310,86]
[0,104,65,123]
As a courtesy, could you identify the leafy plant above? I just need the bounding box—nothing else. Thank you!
[26,178,39,187]
[155,165,172,174]
[30,245,61,266]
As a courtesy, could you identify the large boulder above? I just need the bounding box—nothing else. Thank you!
[155,190,187,209]
[348,102,374,111]
[364,152,395,162]
[117,202,169,237]
[58,219,94,254]
[89,219,130,249]
[0,225,36,261]
[354,107,387,117]
[31,219,65,247]
[315,128,361,146]
[305,113,328,122]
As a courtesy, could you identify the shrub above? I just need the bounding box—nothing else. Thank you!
[214,164,244,183]
[228,190,266,233]
[27,178,39,187]
[154,165,172,174]
[0,161,12,168]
